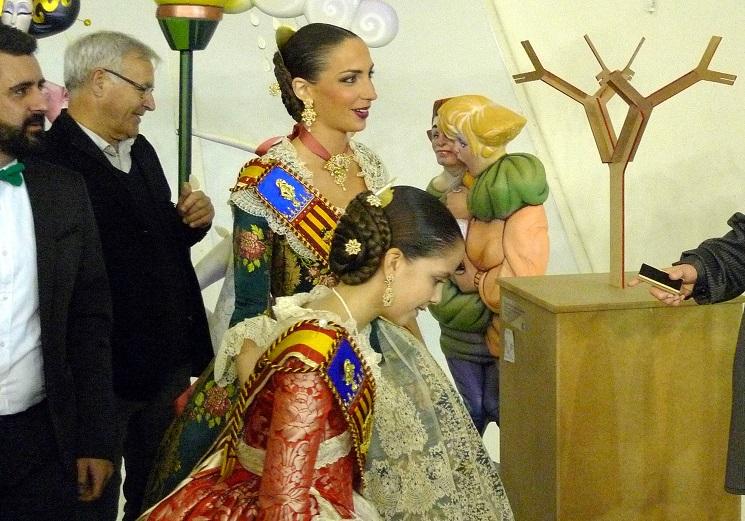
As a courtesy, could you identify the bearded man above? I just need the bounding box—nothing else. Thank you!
[0,23,115,521]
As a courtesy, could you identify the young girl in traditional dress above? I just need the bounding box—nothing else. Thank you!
[141,187,513,520]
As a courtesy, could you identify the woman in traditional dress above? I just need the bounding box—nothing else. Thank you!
[141,186,513,520]
[144,22,387,508]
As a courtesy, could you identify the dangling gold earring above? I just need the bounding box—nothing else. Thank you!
[382,274,394,307]
[301,99,317,129]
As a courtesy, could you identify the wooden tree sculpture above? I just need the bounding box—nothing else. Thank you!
[514,36,736,287]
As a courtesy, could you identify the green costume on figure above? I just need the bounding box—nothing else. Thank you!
[428,152,549,432]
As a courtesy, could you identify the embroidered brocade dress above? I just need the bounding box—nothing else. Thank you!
[142,288,514,520]
[140,290,382,520]
[230,138,387,326]
[143,139,387,509]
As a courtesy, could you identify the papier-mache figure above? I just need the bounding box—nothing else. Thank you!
[427,94,549,432]
[427,98,467,206]
[1,0,31,32]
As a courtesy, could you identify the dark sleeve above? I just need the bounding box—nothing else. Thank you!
[230,206,273,325]
[175,211,210,248]
[678,212,745,305]
[67,177,116,461]
[141,136,211,248]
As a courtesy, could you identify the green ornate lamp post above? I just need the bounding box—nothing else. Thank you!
[154,0,227,187]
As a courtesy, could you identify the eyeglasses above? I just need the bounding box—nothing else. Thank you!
[102,68,154,98]
[426,127,454,143]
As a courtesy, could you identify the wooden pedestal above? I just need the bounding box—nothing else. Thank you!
[499,273,741,521]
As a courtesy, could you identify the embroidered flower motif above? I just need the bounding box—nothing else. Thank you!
[203,385,231,418]
[307,265,321,277]
[317,273,339,288]
[236,224,268,273]
[188,379,238,428]
[238,228,267,260]
[366,193,382,207]
[345,239,362,255]
[306,265,339,288]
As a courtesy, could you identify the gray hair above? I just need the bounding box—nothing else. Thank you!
[64,31,160,92]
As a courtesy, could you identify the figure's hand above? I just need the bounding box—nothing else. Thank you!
[452,254,479,293]
[177,182,214,228]
[628,264,697,306]
[77,457,114,502]
[445,189,471,220]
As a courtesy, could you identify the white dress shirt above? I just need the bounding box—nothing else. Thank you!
[77,122,135,172]
[0,159,45,414]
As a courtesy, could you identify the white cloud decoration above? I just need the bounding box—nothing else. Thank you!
[348,0,398,48]
[252,0,306,18]
[252,0,398,47]
[304,0,361,29]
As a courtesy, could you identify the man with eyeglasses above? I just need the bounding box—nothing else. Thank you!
[41,31,215,521]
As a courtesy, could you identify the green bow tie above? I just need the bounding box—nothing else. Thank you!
[0,162,24,187]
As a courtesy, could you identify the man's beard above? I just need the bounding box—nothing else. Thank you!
[0,113,45,158]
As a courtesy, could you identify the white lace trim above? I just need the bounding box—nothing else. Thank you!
[208,258,236,355]
[215,314,275,387]
[229,138,388,261]
[236,430,352,474]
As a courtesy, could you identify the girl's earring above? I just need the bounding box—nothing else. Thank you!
[382,274,394,307]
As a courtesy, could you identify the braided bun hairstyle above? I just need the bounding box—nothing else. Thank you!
[272,51,303,123]
[273,23,358,122]
[329,186,463,285]
[330,190,391,285]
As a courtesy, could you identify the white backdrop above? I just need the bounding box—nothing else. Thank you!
[35,0,577,277]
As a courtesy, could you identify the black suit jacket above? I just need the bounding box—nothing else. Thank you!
[42,111,212,400]
[19,156,116,475]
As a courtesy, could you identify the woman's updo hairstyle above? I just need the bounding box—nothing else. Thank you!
[273,23,358,122]
[329,186,463,285]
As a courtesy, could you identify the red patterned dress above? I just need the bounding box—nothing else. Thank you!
[142,319,377,521]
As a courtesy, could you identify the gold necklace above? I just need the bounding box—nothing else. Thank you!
[295,124,357,191]
[324,153,356,190]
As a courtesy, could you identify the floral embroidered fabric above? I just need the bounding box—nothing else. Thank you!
[143,140,387,510]
[142,370,371,520]
[229,138,387,326]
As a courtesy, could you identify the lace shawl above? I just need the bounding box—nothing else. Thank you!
[362,319,514,521]
[229,138,388,261]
